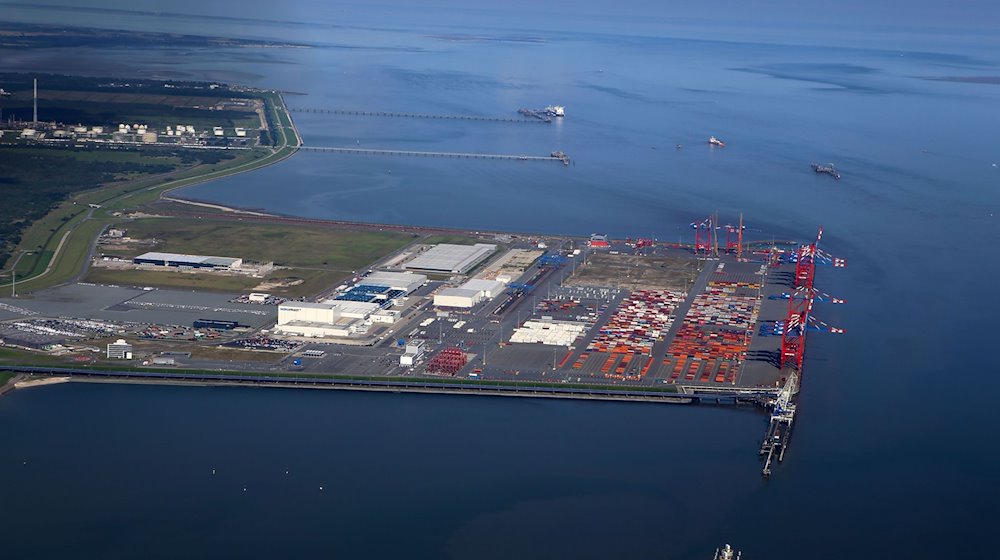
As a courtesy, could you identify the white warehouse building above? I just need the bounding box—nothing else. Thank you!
[433,278,505,308]
[434,288,482,308]
[461,278,505,298]
[363,271,427,294]
[275,300,382,338]
[400,340,425,366]
[405,243,497,274]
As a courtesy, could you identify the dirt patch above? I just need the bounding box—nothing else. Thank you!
[565,253,700,291]
[254,277,304,291]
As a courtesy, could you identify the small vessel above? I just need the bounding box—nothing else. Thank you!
[550,150,571,165]
[713,544,741,559]
[0,88,11,96]
[709,135,726,147]
[811,162,841,180]
[544,105,565,117]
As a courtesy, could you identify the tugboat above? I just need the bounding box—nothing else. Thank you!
[713,544,741,559]
[709,135,726,147]
[811,162,841,180]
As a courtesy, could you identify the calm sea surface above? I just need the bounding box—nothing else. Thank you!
[1,1,999,558]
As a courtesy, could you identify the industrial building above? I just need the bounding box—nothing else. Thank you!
[107,339,133,359]
[133,252,243,270]
[434,288,482,308]
[588,234,610,248]
[332,271,426,310]
[433,278,505,308]
[460,278,505,298]
[405,243,497,274]
[400,340,425,366]
[363,271,427,294]
[275,300,389,338]
[193,319,239,330]
[334,285,406,309]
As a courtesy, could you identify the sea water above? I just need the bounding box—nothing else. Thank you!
[1,2,998,557]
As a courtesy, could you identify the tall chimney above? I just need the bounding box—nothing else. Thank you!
[33,78,37,123]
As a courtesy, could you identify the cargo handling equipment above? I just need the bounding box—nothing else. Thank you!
[759,227,846,476]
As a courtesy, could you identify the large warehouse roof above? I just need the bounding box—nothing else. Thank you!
[364,271,427,291]
[278,301,331,311]
[461,278,505,297]
[328,300,381,317]
[436,287,480,299]
[134,252,240,267]
[405,244,497,274]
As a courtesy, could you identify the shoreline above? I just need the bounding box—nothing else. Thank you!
[0,367,752,406]
[159,92,300,214]
[67,375,697,404]
[159,196,277,217]
[14,376,71,389]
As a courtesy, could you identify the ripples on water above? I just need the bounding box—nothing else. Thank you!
[1,2,999,557]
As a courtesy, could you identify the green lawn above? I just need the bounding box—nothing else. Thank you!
[423,234,480,245]
[84,264,355,297]
[0,347,69,366]
[83,219,412,296]
[83,267,261,293]
[114,219,411,269]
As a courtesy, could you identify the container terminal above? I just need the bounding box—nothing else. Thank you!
[0,215,843,476]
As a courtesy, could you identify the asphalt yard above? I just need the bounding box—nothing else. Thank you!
[0,283,276,328]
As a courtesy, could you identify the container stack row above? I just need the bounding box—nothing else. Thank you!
[581,289,686,381]
[425,347,468,375]
[663,280,762,385]
[586,290,686,355]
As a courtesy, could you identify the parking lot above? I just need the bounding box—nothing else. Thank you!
[0,283,277,328]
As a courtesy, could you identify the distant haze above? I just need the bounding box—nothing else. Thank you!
[3,0,999,29]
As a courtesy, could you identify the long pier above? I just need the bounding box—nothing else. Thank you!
[291,108,550,124]
[0,366,692,404]
[299,146,571,165]
[759,370,798,476]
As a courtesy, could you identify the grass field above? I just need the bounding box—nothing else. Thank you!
[114,218,412,269]
[0,347,68,366]
[84,218,413,296]
[423,234,479,245]
[83,267,261,293]
[188,346,286,363]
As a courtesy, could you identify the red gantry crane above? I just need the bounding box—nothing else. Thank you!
[780,227,846,370]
